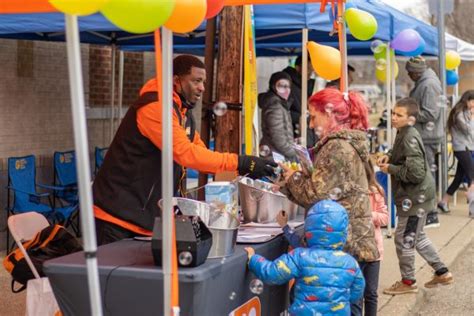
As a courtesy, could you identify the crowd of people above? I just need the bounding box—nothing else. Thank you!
[245,55,472,315]
[93,53,472,315]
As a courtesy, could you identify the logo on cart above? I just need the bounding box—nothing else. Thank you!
[229,296,261,316]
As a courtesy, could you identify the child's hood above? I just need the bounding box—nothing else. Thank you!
[304,200,348,250]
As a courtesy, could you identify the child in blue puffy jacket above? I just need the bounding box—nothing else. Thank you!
[245,200,365,316]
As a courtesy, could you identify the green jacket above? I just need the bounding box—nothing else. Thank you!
[388,126,436,216]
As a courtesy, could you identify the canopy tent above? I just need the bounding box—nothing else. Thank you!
[1,1,472,59]
[0,1,432,56]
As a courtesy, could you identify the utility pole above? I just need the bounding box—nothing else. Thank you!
[214,6,244,155]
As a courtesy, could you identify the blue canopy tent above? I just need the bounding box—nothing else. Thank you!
[0,1,438,56]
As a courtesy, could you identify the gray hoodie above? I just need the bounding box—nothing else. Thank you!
[258,91,297,160]
[409,68,443,144]
[451,110,474,151]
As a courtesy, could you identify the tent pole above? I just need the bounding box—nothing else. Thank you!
[118,50,124,124]
[300,28,308,147]
[109,44,116,143]
[64,14,103,316]
[438,0,448,197]
[161,27,174,316]
[337,0,348,93]
[385,44,393,237]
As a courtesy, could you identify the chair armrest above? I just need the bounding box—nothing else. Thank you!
[6,186,50,197]
[37,183,67,191]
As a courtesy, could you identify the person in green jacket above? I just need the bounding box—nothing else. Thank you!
[377,98,453,295]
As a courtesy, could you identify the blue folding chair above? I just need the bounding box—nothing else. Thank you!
[53,151,78,205]
[5,155,77,251]
[52,151,80,236]
[94,147,108,176]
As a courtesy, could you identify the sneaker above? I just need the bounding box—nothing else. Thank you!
[424,272,454,288]
[425,212,440,229]
[437,202,450,213]
[383,281,418,295]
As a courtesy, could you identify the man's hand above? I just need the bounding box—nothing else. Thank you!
[276,210,288,228]
[238,155,277,179]
[379,163,390,173]
[377,155,390,166]
[244,247,255,260]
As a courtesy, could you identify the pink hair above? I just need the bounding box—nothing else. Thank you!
[308,88,369,131]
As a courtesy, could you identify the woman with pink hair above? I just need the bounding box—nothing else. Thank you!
[280,88,379,315]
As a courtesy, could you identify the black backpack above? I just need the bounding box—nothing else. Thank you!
[3,224,83,292]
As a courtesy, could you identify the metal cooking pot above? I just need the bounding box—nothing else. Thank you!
[207,212,240,258]
[238,177,298,223]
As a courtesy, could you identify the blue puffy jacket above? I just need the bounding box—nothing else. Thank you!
[248,200,365,315]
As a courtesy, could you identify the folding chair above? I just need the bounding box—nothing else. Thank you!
[52,151,80,236]
[8,213,60,315]
[5,155,78,251]
[94,147,108,176]
[53,151,78,205]
[8,212,50,280]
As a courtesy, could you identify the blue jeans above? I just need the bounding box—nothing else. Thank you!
[351,261,380,316]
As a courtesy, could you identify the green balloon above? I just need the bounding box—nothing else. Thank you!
[345,8,378,41]
[101,0,175,34]
[374,44,395,60]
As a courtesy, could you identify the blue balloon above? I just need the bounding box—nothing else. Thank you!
[446,70,459,86]
[396,37,426,57]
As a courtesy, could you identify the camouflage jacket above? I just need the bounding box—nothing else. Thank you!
[283,130,379,262]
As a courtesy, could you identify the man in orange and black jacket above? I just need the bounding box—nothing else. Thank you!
[93,55,276,245]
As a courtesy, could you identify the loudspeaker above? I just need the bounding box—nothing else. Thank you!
[152,215,213,268]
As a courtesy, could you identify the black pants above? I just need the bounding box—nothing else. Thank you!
[351,261,381,316]
[95,218,136,246]
[447,150,474,196]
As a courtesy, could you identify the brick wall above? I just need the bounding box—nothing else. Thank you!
[0,39,146,250]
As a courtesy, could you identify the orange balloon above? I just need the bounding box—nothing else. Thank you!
[165,0,207,33]
[307,41,341,81]
[206,0,225,19]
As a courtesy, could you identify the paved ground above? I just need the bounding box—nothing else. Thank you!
[0,196,472,315]
[414,240,473,315]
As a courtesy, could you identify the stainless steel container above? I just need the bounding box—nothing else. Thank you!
[158,197,240,258]
[158,197,211,225]
[238,177,298,223]
[207,212,240,258]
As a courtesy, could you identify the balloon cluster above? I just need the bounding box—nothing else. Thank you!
[49,0,225,34]
[445,50,461,86]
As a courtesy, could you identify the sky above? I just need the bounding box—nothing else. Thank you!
[380,0,432,23]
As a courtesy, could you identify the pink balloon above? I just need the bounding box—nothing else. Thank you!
[390,29,422,52]
[206,0,225,19]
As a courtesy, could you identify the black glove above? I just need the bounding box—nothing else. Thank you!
[238,155,278,179]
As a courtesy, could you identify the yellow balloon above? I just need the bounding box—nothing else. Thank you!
[375,61,399,82]
[49,0,110,15]
[445,50,461,70]
[165,0,207,33]
[307,41,341,81]
[345,8,378,41]
[101,0,175,34]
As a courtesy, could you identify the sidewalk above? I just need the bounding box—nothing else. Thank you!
[378,199,473,315]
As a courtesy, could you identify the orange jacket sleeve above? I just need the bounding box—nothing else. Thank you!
[136,100,238,174]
